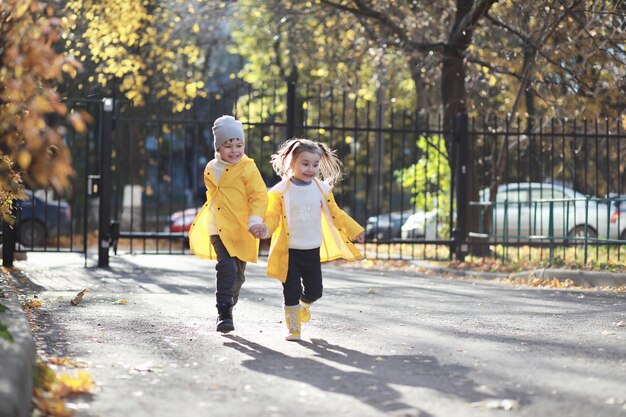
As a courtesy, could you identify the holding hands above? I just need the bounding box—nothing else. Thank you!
[249,224,268,239]
[354,232,365,243]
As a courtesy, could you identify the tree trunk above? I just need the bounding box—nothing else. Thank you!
[441,44,483,257]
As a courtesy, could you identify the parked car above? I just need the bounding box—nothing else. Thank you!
[169,206,201,233]
[609,195,626,240]
[400,183,626,243]
[365,210,413,241]
[401,209,445,240]
[3,189,72,247]
[479,182,622,242]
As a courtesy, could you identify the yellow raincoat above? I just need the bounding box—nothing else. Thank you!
[188,155,268,263]
[264,178,364,282]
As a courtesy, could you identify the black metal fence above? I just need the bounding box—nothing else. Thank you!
[102,83,461,263]
[467,116,626,264]
[2,82,625,267]
[1,99,103,265]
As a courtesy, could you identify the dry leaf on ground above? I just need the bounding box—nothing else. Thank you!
[70,288,88,306]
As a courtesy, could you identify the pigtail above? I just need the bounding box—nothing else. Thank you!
[270,137,343,185]
[317,142,343,186]
[270,139,300,179]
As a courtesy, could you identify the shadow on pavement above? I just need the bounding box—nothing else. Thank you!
[223,335,498,416]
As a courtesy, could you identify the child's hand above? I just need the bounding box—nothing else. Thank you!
[248,224,267,239]
[354,232,365,243]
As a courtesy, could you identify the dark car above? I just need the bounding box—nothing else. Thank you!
[365,211,413,241]
[8,190,72,247]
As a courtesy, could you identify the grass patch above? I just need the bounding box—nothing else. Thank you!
[0,322,14,342]
[461,244,626,273]
[355,242,626,273]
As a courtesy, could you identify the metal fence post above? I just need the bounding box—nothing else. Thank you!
[548,201,555,262]
[98,98,114,267]
[1,203,17,267]
[454,113,469,261]
[286,76,297,140]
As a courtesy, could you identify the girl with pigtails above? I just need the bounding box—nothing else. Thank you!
[262,138,365,341]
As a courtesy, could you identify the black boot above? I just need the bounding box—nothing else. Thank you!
[216,302,234,333]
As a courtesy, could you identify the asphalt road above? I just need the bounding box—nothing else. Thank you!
[12,252,626,417]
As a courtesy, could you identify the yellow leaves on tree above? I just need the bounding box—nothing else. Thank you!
[65,0,208,109]
[0,0,84,218]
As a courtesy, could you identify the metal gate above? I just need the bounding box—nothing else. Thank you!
[4,83,464,266]
[2,98,106,266]
[98,84,462,266]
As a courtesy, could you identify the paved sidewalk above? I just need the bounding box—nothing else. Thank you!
[1,253,624,417]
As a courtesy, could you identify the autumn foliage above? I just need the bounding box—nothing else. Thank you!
[64,0,210,111]
[0,0,84,220]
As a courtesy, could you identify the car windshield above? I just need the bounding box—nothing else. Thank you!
[480,183,587,203]
[22,189,65,204]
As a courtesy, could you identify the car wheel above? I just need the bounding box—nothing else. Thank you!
[620,229,626,241]
[567,225,597,244]
[18,220,46,247]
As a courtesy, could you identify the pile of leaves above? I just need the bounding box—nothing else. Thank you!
[33,357,94,417]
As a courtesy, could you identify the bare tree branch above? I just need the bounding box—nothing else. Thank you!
[318,0,445,53]
[449,0,499,47]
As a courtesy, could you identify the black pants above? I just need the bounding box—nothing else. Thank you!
[210,235,246,305]
[282,247,323,306]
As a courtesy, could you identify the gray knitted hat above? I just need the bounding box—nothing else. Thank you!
[212,115,245,150]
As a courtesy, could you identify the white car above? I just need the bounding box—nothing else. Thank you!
[480,182,620,242]
[401,210,442,240]
[400,183,626,243]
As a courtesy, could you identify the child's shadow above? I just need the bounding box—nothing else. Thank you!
[223,335,496,415]
[304,338,493,401]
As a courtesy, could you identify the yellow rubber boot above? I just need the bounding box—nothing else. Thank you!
[284,305,301,341]
[300,301,311,323]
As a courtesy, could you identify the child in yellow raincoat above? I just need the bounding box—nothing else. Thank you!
[188,115,268,333]
[262,138,364,340]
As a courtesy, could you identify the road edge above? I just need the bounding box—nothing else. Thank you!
[0,271,35,417]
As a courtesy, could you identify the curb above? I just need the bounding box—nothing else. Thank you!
[508,269,626,288]
[0,274,35,417]
[411,260,626,288]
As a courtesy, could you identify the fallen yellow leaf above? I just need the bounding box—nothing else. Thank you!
[28,299,43,308]
[33,389,76,417]
[55,371,95,394]
[48,357,86,368]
